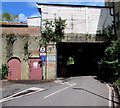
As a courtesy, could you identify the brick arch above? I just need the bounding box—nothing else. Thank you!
[7,57,21,80]
[8,57,21,63]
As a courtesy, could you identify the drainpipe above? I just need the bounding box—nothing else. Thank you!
[108,1,117,40]
[37,4,45,80]
[107,1,117,40]
[38,8,42,33]
[112,1,117,40]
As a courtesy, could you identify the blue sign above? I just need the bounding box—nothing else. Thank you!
[40,56,46,61]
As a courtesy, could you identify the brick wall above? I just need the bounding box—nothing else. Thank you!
[1,21,41,80]
[1,26,40,35]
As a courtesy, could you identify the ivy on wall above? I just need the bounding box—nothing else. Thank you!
[0,64,8,79]
[4,33,17,58]
[2,33,31,62]
[23,40,29,56]
[23,39,30,62]
[96,25,115,41]
[40,17,66,46]
[6,33,17,44]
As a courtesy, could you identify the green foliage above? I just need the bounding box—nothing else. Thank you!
[85,33,92,39]
[41,17,66,43]
[0,64,8,79]
[6,33,17,44]
[98,39,120,83]
[116,78,120,88]
[23,40,29,56]
[5,33,17,58]
[67,57,74,65]
[115,78,120,94]
[1,12,19,21]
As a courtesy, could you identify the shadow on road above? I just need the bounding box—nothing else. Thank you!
[73,88,120,105]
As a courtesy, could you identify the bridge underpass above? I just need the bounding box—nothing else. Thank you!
[57,42,109,77]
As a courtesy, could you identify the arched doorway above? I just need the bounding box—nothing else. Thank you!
[7,57,21,80]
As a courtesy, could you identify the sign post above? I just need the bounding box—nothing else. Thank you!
[39,46,47,80]
[40,46,46,53]
[39,46,46,61]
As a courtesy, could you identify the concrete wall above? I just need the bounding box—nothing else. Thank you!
[38,4,113,35]
[1,21,41,80]
[46,43,57,80]
[36,4,114,80]
[28,17,41,27]
[2,33,41,80]
[1,4,114,80]
[1,21,57,80]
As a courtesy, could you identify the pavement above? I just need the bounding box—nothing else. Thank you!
[111,84,120,108]
[0,76,120,107]
[1,80,54,98]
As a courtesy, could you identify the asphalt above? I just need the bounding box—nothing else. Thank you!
[1,76,118,106]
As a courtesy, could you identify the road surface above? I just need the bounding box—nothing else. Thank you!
[1,76,111,106]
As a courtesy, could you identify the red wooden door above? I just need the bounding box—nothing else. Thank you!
[7,58,21,80]
[29,58,42,80]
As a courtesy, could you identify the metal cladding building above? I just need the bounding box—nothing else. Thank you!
[36,3,114,79]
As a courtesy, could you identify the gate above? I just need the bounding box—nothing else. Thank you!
[29,58,42,80]
[7,58,21,80]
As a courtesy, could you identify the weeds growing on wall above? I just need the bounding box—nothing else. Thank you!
[6,33,17,44]
[4,33,17,58]
[0,64,8,79]
[96,25,115,41]
[24,40,29,56]
[85,33,92,40]
[40,17,66,45]
[23,40,30,61]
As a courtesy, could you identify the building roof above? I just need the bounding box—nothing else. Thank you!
[37,3,111,8]
[0,21,28,27]
[27,17,41,19]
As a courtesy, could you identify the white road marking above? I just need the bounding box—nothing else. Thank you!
[0,87,44,103]
[0,88,5,91]
[44,83,76,99]
[106,84,112,106]
[54,79,75,86]
[54,80,63,84]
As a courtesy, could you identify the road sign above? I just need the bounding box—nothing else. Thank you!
[40,46,46,53]
[39,53,46,56]
[40,56,46,61]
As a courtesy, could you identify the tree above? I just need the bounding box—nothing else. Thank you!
[97,39,120,83]
[40,17,66,45]
[0,12,19,21]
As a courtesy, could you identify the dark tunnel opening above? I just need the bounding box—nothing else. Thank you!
[57,42,109,77]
